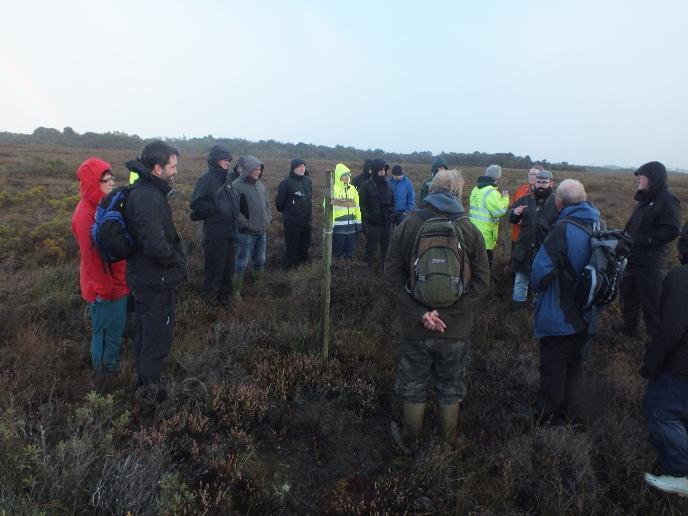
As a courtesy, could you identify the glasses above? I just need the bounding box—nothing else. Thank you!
[100,176,116,183]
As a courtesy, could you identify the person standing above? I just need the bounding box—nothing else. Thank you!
[275,158,313,270]
[384,169,490,452]
[469,164,510,267]
[359,158,395,265]
[352,158,373,191]
[620,161,681,340]
[189,145,237,306]
[124,142,186,399]
[72,158,129,379]
[388,164,415,226]
[419,156,449,203]
[511,165,542,244]
[331,163,362,260]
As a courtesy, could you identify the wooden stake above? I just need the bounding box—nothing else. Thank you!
[321,169,334,359]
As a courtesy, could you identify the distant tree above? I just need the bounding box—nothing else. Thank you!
[62,126,76,136]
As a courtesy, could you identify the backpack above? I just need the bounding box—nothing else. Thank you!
[561,219,632,310]
[407,209,472,308]
[91,186,134,264]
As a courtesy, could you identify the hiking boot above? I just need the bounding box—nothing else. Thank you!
[232,273,244,302]
[438,403,459,443]
[644,473,688,497]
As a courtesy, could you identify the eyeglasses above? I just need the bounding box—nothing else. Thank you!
[100,176,116,183]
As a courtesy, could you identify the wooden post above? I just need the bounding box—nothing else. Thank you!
[320,169,334,359]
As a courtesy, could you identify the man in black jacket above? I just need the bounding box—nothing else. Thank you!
[621,161,681,340]
[642,226,688,497]
[359,158,395,265]
[125,141,186,398]
[189,145,237,305]
[275,158,312,270]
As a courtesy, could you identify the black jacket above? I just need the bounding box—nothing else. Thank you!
[359,178,395,227]
[124,159,187,290]
[625,183,681,268]
[509,192,559,274]
[275,171,313,227]
[642,264,688,380]
[189,164,238,240]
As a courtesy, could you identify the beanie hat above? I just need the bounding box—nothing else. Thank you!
[290,158,306,172]
[485,164,502,180]
[391,164,403,176]
[208,145,232,164]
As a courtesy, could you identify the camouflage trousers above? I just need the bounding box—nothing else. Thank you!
[396,337,470,404]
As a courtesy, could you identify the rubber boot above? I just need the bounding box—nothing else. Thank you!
[231,273,244,302]
[438,403,459,443]
[395,402,426,453]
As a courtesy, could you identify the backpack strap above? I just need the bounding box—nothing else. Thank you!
[560,217,595,236]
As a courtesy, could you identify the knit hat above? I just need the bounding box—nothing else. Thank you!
[485,165,502,180]
[536,169,554,181]
[391,164,403,176]
[290,158,306,172]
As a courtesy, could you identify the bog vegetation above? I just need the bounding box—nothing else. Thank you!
[1,143,687,514]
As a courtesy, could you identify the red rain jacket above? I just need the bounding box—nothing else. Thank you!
[510,183,532,243]
[71,158,129,302]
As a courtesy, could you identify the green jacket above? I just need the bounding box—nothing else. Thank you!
[469,179,509,250]
[383,203,490,340]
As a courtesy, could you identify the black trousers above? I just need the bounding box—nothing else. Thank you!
[620,264,666,340]
[537,331,587,423]
[132,287,177,386]
[365,223,391,265]
[282,224,311,270]
[203,238,235,301]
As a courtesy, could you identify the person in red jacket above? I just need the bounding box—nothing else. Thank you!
[71,158,130,376]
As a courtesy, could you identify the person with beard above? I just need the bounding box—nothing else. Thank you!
[352,158,373,191]
[469,164,510,268]
[620,161,681,340]
[419,156,449,203]
[189,145,237,306]
[508,169,558,311]
[384,169,490,452]
[359,158,395,265]
[642,224,688,497]
[275,158,313,270]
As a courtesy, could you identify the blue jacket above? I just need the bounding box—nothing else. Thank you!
[387,175,415,213]
[531,201,601,338]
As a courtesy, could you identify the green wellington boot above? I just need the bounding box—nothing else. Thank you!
[391,402,426,454]
[231,273,244,302]
[438,403,460,443]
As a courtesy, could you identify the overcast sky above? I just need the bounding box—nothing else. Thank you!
[1,0,686,168]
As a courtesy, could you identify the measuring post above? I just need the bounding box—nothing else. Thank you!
[320,169,334,359]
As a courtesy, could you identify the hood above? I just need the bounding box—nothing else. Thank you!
[423,191,465,215]
[240,155,264,180]
[208,144,232,165]
[558,201,600,225]
[476,175,496,188]
[634,161,667,192]
[126,158,153,181]
[431,156,448,175]
[370,158,389,174]
[77,157,112,206]
[232,156,246,174]
[334,163,351,182]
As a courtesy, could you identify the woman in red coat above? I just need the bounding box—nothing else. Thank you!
[71,158,129,375]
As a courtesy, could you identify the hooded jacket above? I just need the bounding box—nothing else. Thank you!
[331,163,362,234]
[509,190,559,274]
[231,155,272,234]
[189,146,238,240]
[419,156,448,202]
[352,159,373,191]
[531,202,601,338]
[624,162,681,268]
[469,176,510,250]
[387,172,415,213]
[358,159,395,227]
[275,158,313,227]
[123,158,187,290]
[71,158,129,302]
[383,190,490,340]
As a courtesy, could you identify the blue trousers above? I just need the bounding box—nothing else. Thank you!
[235,232,267,273]
[644,372,688,477]
[89,296,127,373]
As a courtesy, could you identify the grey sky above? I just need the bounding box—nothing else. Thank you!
[1,0,686,168]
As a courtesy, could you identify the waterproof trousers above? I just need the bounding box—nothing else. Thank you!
[365,223,391,265]
[620,264,666,340]
[202,237,235,302]
[89,296,127,373]
[282,224,311,270]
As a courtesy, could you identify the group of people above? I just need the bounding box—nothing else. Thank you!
[71,142,688,497]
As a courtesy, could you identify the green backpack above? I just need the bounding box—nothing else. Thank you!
[407,209,472,308]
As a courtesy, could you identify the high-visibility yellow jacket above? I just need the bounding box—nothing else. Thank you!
[469,182,509,250]
[331,163,362,234]
[129,170,139,184]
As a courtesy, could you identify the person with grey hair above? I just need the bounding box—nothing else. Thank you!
[530,178,601,424]
[508,169,558,311]
[384,169,490,453]
[469,164,510,267]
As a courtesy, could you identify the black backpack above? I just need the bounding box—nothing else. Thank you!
[561,219,632,309]
[91,186,134,264]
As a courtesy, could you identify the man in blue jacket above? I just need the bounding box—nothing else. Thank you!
[531,179,601,424]
[387,165,415,226]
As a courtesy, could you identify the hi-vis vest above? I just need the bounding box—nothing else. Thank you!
[469,185,509,250]
[331,163,362,234]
